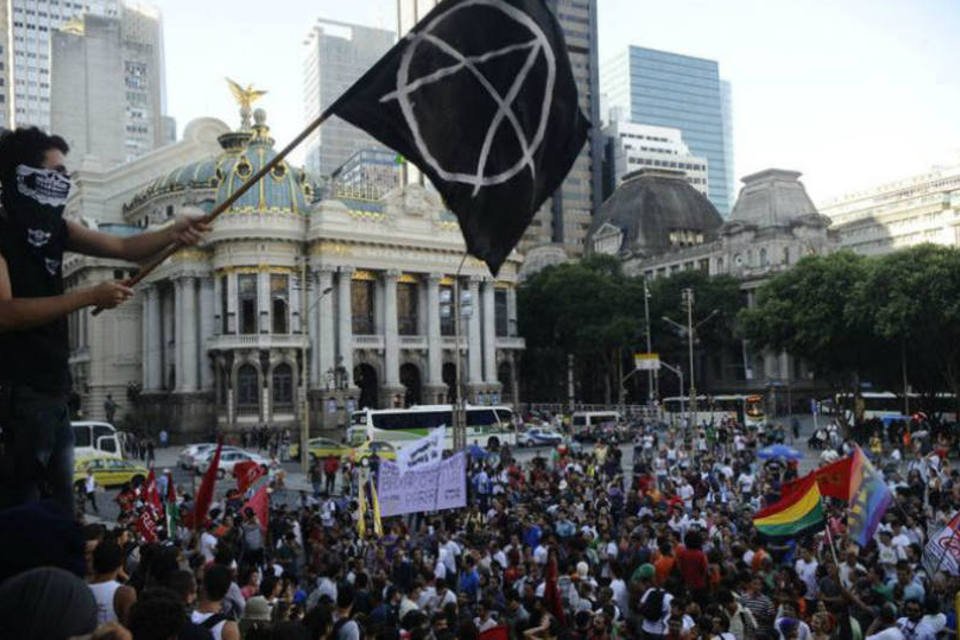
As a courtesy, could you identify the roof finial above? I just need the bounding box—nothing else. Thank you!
[226,78,268,130]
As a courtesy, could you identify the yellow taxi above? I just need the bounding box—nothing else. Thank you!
[73,457,149,490]
[288,437,352,462]
[350,440,397,463]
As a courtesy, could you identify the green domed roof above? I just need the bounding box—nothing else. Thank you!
[126,109,309,215]
[215,113,308,215]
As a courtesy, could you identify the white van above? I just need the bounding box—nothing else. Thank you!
[72,421,123,461]
[571,411,621,432]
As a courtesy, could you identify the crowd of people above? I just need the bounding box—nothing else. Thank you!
[2,410,959,640]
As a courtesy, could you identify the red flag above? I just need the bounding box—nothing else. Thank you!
[190,439,222,530]
[234,460,266,494]
[243,485,270,532]
[479,626,509,640]
[544,551,566,626]
[136,509,159,543]
[781,455,853,502]
[144,470,163,515]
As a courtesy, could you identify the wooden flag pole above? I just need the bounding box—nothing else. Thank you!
[92,106,336,316]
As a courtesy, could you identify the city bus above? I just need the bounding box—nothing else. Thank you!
[662,394,765,428]
[827,391,959,424]
[346,404,517,450]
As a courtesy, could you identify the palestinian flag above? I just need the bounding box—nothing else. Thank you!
[164,470,179,538]
[753,472,825,540]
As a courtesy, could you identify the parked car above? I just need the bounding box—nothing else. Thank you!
[350,440,397,463]
[289,437,351,462]
[73,457,148,491]
[517,428,564,447]
[180,444,242,470]
[196,449,269,478]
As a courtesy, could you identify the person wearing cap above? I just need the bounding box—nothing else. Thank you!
[239,595,273,637]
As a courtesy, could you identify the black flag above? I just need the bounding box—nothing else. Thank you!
[330,0,590,275]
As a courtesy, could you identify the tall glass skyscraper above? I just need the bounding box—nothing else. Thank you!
[602,46,733,215]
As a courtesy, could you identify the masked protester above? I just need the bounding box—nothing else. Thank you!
[0,127,209,515]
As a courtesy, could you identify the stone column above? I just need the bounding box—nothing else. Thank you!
[383,270,400,386]
[174,278,185,390]
[290,271,302,334]
[337,268,355,381]
[506,287,518,335]
[258,271,270,333]
[318,267,336,386]
[213,276,222,335]
[482,279,497,385]
[180,277,198,391]
[307,270,319,385]
[142,285,157,389]
[467,276,482,386]
[198,277,215,390]
[426,273,443,386]
[226,272,238,334]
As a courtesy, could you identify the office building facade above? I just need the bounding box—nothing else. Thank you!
[820,160,960,256]
[51,4,166,166]
[301,19,394,177]
[396,0,602,262]
[1,0,124,130]
[601,46,732,216]
[602,116,708,200]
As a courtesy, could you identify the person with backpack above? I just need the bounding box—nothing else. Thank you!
[636,563,672,639]
[190,564,240,640]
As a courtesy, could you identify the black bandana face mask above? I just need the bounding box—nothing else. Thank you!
[1,164,71,278]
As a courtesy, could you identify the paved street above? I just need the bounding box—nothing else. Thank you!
[81,414,826,523]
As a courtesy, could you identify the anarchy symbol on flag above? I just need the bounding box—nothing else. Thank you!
[380,0,557,196]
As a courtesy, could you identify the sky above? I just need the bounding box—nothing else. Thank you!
[156,0,960,204]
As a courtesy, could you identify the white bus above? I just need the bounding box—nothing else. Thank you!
[72,421,123,461]
[346,404,517,450]
[827,391,959,424]
[662,394,765,428]
[571,411,621,432]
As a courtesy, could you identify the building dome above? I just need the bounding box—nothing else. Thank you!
[127,110,309,215]
[214,109,309,215]
[587,169,723,258]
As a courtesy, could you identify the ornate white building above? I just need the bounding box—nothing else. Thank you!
[65,108,524,440]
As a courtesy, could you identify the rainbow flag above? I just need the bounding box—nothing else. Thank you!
[848,445,893,546]
[753,472,825,539]
[357,479,367,539]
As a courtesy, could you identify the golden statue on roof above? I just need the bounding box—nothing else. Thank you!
[226,78,268,130]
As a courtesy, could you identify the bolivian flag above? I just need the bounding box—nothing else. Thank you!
[753,472,826,539]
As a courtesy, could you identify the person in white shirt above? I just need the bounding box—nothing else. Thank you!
[794,547,819,600]
[200,526,219,563]
[737,470,755,497]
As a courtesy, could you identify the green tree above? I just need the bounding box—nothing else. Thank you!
[518,256,644,404]
[853,244,960,416]
[739,251,883,426]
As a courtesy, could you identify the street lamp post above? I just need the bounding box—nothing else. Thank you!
[683,288,696,428]
[662,288,718,432]
[643,278,655,403]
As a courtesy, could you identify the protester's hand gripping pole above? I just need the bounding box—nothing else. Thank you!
[92,108,335,316]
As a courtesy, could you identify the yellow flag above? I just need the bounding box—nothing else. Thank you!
[356,481,367,538]
[370,478,383,538]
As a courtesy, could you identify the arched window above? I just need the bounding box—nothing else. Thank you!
[760,248,768,267]
[272,363,293,408]
[237,365,259,414]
